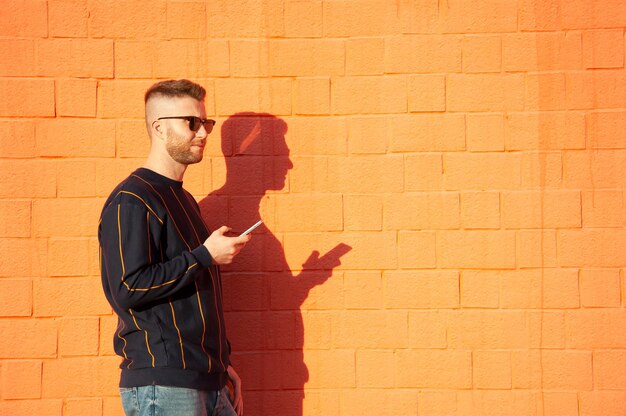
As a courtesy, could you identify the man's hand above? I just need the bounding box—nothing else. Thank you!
[203,226,251,265]
[227,365,243,416]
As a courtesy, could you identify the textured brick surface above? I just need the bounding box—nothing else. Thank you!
[1,1,625,414]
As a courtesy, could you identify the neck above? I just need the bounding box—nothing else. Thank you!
[143,151,187,182]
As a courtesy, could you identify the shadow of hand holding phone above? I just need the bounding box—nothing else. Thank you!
[198,113,351,416]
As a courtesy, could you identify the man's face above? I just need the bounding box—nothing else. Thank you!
[162,96,208,165]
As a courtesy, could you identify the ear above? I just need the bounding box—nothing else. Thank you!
[151,119,165,140]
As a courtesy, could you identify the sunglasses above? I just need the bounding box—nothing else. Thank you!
[157,116,216,133]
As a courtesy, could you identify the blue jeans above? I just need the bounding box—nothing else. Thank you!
[120,385,237,416]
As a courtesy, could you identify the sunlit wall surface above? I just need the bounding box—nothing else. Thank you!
[1,0,625,415]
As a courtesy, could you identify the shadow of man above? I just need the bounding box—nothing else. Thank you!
[198,112,351,416]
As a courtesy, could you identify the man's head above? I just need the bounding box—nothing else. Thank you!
[144,79,213,165]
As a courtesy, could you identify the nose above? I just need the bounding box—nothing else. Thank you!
[196,124,209,138]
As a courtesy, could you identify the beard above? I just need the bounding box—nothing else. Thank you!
[165,131,204,165]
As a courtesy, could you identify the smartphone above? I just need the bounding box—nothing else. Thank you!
[239,220,263,236]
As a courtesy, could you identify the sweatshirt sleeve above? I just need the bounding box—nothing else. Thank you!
[99,202,211,310]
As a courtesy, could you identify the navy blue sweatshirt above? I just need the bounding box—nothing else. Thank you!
[99,168,229,391]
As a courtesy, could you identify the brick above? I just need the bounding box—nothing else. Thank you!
[408,75,445,112]
[447,74,525,112]
[0,0,47,37]
[501,190,582,229]
[583,30,624,68]
[283,231,396,271]
[42,356,120,397]
[444,152,521,190]
[329,155,404,193]
[529,311,566,348]
[385,271,458,308]
[114,41,154,78]
[396,349,472,388]
[397,0,440,33]
[448,310,529,348]
[438,231,516,269]
[520,0,561,31]
[302,349,355,388]
[207,0,283,38]
[274,194,342,232]
[503,32,582,71]
[500,269,542,309]
[284,1,322,38]
[521,152,563,189]
[0,319,57,358]
[542,350,592,390]
[0,200,30,238]
[355,350,395,387]
[215,78,292,116]
[48,238,90,277]
[384,192,459,230]
[0,400,62,416]
[294,78,330,115]
[154,40,229,78]
[57,160,97,198]
[512,350,542,389]
[542,268,580,308]
[36,119,115,157]
[0,78,55,117]
[562,0,626,29]
[543,392,579,416]
[230,40,268,77]
[269,270,344,311]
[95,159,144,197]
[333,310,408,348]
[462,36,501,73]
[563,150,626,189]
[0,278,32,316]
[525,72,567,111]
[457,391,542,416]
[0,160,56,198]
[460,191,500,229]
[580,391,626,416]
[473,350,511,389]
[391,114,464,152]
[593,351,626,389]
[461,271,500,308]
[0,238,47,277]
[301,311,332,349]
[566,309,626,348]
[0,120,36,158]
[268,39,344,76]
[588,111,626,149]
[582,190,624,227]
[331,76,406,114]
[580,268,621,307]
[0,39,36,76]
[287,157,328,193]
[440,0,518,33]
[347,116,389,154]
[408,311,448,348]
[97,80,154,119]
[344,195,382,231]
[566,70,626,110]
[466,113,504,151]
[64,398,103,416]
[36,39,113,78]
[56,78,97,117]
[385,36,462,74]
[34,277,111,317]
[301,390,342,415]
[88,0,167,38]
[49,0,89,37]
[99,315,118,356]
[418,391,458,416]
[60,317,105,357]
[398,231,437,268]
[166,2,205,38]
[117,120,151,157]
[506,112,585,150]
[2,360,42,399]
[323,0,400,36]
[558,229,626,267]
[340,389,418,415]
[405,154,444,191]
[346,38,384,75]
[344,271,383,309]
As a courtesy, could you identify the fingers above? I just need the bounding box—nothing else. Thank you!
[216,225,231,235]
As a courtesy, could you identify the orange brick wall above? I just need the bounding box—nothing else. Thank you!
[1,1,625,415]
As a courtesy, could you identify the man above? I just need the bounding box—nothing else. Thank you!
[99,79,249,416]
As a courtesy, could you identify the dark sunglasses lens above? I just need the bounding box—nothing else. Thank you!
[188,117,201,132]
